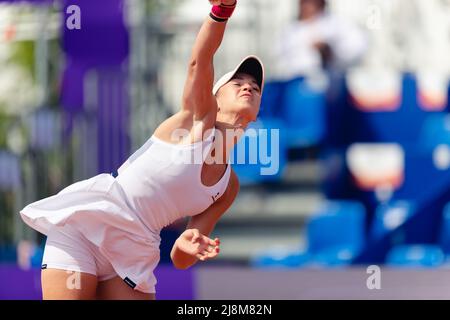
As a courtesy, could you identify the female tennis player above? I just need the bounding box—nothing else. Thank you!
[20,0,264,300]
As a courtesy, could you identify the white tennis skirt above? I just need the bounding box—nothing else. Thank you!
[20,173,161,294]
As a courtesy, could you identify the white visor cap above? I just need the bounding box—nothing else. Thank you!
[212,55,265,95]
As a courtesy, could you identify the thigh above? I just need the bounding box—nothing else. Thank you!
[41,225,99,299]
[96,276,155,300]
[41,268,98,300]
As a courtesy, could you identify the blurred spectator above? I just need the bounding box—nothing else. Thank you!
[345,0,450,112]
[390,0,450,74]
[392,0,450,110]
[272,0,368,80]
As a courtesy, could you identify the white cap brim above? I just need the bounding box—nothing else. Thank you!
[212,55,265,95]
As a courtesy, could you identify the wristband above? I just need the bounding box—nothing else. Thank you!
[210,1,237,22]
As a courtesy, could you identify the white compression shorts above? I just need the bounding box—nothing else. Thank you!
[42,224,117,282]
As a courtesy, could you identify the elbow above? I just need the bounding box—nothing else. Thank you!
[187,57,211,72]
[189,58,198,68]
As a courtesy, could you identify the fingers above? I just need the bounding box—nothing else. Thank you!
[196,251,212,261]
[189,230,221,261]
[191,229,200,243]
[200,234,220,247]
[196,242,220,261]
[205,244,218,255]
[206,246,220,259]
[196,247,220,261]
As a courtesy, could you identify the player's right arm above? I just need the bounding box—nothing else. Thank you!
[181,0,236,124]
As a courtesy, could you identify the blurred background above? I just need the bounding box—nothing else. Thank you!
[1,0,450,299]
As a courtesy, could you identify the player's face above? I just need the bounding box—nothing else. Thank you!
[299,0,324,20]
[216,73,261,127]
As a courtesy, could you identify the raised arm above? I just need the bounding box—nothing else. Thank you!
[182,0,237,122]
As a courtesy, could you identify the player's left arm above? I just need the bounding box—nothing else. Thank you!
[170,170,240,269]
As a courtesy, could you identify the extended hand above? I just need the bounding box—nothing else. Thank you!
[176,229,220,261]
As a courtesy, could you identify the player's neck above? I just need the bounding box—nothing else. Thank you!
[213,122,245,164]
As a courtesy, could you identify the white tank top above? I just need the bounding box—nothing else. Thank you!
[115,127,231,232]
[20,127,231,293]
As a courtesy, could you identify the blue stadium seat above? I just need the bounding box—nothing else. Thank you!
[281,78,326,148]
[312,245,361,267]
[250,200,366,268]
[231,118,287,185]
[383,203,450,268]
[370,201,416,241]
[345,74,440,145]
[386,245,445,268]
[306,200,366,266]
[258,80,287,120]
[418,113,450,151]
[251,247,311,269]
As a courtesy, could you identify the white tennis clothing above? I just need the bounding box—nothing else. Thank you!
[20,127,231,293]
[42,223,117,282]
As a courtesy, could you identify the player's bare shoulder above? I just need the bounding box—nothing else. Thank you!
[152,110,215,145]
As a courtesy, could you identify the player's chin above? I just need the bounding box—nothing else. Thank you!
[237,103,258,116]
[237,99,255,107]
